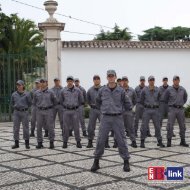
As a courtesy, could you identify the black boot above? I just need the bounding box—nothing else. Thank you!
[36,142,43,149]
[25,140,30,149]
[69,130,73,136]
[12,140,19,149]
[147,131,152,137]
[105,139,110,148]
[83,130,87,137]
[167,139,172,147]
[86,140,93,148]
[123,159,130,172]
[131,141,137,148]
[76,141,82,148]
[180,139,189,147]
[30,130,35,137]
[126,130,129,137]
[140,139,145,148]
[172,133,176,137]
[113,139,118,148]
[157,139,165,148]
[62,142,67,148]
[91,159,100,172]
[44,130,48,137]
[49,141,54,149]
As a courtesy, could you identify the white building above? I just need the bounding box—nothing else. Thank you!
[61,41,190,102]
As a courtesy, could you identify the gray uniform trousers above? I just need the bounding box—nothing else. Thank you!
[134,103,150,134]
[31,106,37,131]
[123,111,136,142]
[159,102,168,128]
[13,110,30,140]
[78,105,86,131]
[36,108,55,142]
[94,115,130,160]
[53,104,64,129]
[140,108,162,140]
[87,108,101,140]
[63,109,81,142]
[167,107,186,139]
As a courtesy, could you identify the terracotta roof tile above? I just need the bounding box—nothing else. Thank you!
[62,41,190,49]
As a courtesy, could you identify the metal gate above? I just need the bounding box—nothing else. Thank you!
[0,47,46,122]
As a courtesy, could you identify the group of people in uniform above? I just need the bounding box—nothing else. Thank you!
[10,70,189,173]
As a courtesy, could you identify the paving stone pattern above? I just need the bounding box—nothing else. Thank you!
[0,119,190,190]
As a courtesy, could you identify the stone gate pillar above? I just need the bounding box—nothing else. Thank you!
[38,0,65,87]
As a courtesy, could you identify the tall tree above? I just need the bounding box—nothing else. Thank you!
[0,13,43,53]
[95,24,132,40]
[139,26,190,41]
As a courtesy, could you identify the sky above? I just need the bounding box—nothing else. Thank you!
[1,0,190,41]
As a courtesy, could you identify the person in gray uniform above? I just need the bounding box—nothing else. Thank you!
[140,76,165,148]
[74,78,87,137]
[164,75,189,147]
[86,75,102,148]
[122,76,137,148]
[60,76,83,148]
[30,79,41,137]
[91,70,131,173]
[10,80,32,149]
[51,78,64,134]
[134,76,151,137]
[33,78,57,149]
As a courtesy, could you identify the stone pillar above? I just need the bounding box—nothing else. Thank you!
[38,0,65,88]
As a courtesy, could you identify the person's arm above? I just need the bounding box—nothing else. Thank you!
[86,89,91,105]
[78,90,84,106]
[51,91,58,106]
[26,92,32,107]
[95,89,102,110]
[140,89,145,106]
[133,90,137,106]
[184,89,188,104]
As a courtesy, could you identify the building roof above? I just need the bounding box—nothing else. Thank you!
[62,40,190,49]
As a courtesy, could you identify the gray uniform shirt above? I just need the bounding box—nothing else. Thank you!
[124,86,137,107]
[87,86,102,106]
[140,86,160,106]
[96,85,132,114]
[51,86,63,103]
[31,88,39,105]
[60,86,83,107]
[11,91,32,109]
[158,85,169,103]
[164,86,187,106]
[33,88,57,108]
[135,85,145,103]
[78,86,87,104]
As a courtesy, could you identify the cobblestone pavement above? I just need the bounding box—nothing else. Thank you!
[0,119,190,190]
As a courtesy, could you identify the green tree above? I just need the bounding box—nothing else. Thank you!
[0,13,43,53]
[95,24,132,40]
[139,26,190,41]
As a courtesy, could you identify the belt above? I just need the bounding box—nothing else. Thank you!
[103,113,122,116]
[63,106,79,110]
[15,108,28,112]
[90,105,98,109]
[169,105,183,109]
[38,106,53,110]
[144,105,159,109]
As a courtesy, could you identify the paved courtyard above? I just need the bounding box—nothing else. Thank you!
[0,119,190,190]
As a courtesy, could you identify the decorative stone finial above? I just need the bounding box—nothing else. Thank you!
[44,0,58,22]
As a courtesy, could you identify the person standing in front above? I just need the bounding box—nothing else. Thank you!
[91,70,131,173]
[165,75,189,147]
[11,80,32,149]
[60,76,83,148]
[33,78,57,149]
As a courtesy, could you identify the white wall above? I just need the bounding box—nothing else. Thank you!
[61,48,190,103]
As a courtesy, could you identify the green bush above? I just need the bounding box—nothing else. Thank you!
[84,107,90,118]
[185,104,190,118]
